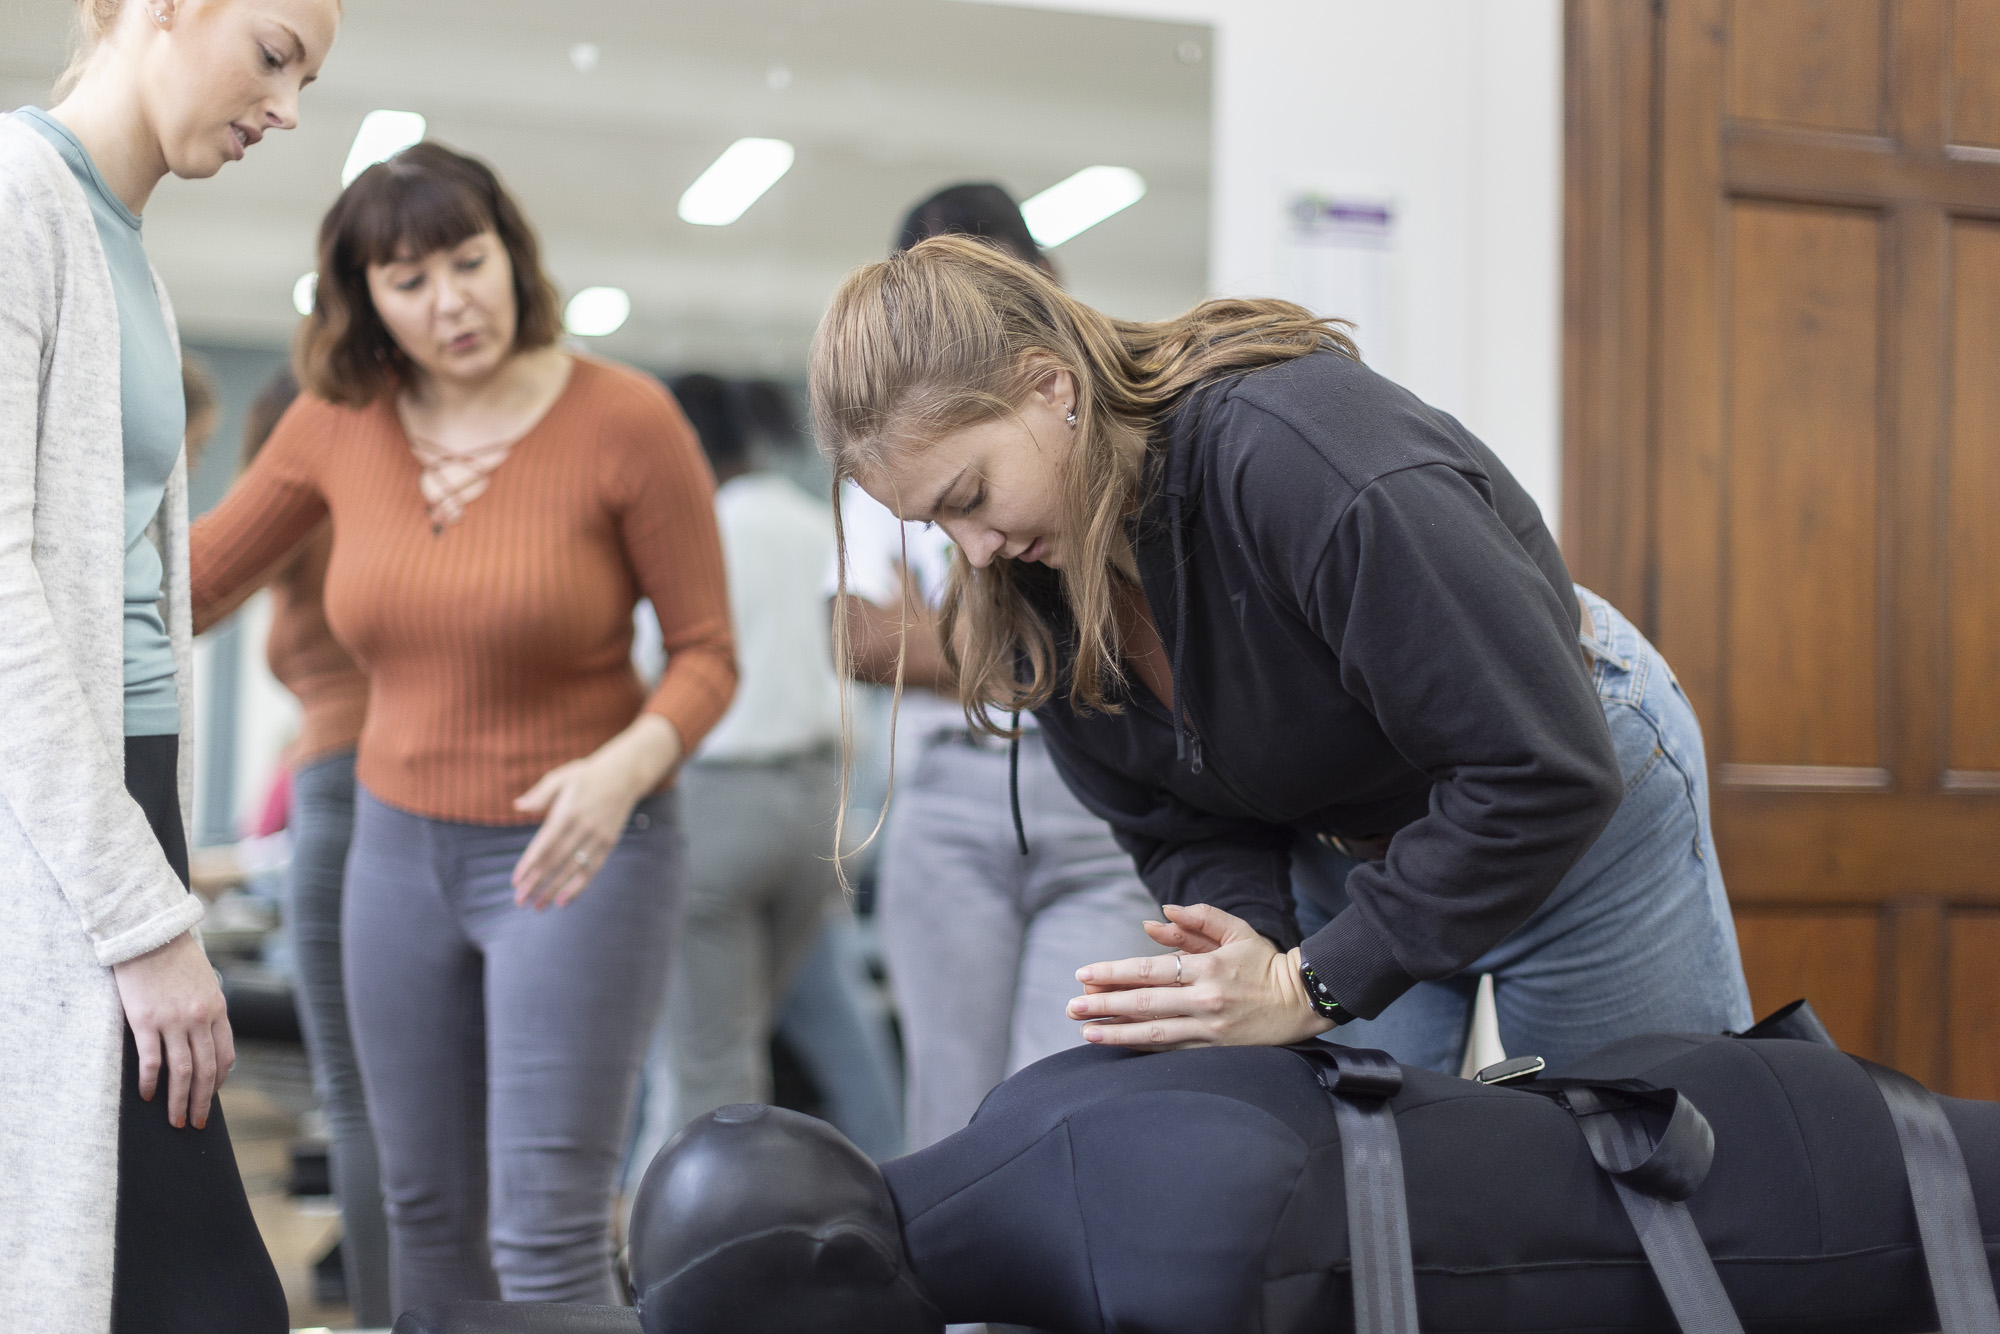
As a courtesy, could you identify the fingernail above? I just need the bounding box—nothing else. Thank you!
[1084,1028,1103,1043]
[1076,968,1093,982]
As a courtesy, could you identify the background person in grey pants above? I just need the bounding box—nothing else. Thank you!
[237,364,391,1325]
[624,377,867,1185]
[345,789,681,1306]
[287,749,390,1324]
[877,728,1167,1149]
[626,753,840,1167]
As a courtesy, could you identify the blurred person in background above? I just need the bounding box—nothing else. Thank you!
[180,351,218,470]
[829,183,1163,1151]
[625,379,905,1172]
[0,0,336,1328]
[233,364,390,1325]
[190,141,735,1312]
[624,373,855,1176]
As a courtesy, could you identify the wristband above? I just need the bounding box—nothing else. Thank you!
[1298,958,1353,1025]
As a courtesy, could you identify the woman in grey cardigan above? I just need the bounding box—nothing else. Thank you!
[0,2,338,1331]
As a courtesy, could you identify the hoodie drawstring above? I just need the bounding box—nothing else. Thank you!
[1009,712,1028,856]
[1167,496,1202,775]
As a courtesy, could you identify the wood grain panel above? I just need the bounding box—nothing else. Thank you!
[1733,907,1879,1056]
[1577,0,2000,1131]
[1950,0,2000,149]
[1714,791,2000,902]
[1728,0,1885,134]
[1722,202,1882,769]
[1946,219,2000,776]
[1562,0,1659,624]
[1880,897,1949,1084]
[1726,129,2000,214]
[1948,910,2000,1099]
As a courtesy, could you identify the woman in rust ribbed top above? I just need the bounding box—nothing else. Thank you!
[191,143,735,1312]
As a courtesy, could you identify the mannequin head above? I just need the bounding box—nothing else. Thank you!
[628,1105,942,1334]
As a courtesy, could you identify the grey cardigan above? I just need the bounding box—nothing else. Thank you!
[0,116,203,1333]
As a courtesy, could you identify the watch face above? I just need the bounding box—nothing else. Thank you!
[1300,963,1345,1019]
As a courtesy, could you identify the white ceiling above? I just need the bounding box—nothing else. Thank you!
[0,0,1212,375]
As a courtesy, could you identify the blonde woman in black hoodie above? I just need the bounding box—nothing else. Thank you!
[812,236,1752,1075]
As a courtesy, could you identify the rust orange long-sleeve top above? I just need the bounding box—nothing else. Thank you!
[192,355,737,824]
[265,524,369,768]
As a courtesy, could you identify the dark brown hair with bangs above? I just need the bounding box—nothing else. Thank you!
[295,141,563,406]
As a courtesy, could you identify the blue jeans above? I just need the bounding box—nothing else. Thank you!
[1294,587,1753,1074]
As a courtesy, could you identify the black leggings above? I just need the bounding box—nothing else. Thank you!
[112,734,288,1334]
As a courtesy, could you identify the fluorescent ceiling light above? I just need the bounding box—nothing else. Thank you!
[565,286,631,337]
[341,110,427,187]
[292,272,317,316]
[678,138,795,227]
[1021,166,1147,247]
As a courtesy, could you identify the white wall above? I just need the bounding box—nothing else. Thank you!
[958,0,1565,531]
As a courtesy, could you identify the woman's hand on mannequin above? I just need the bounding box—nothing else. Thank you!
[1065,904,1335,1051]
[512,713,681,909]
[111,931,234,1130]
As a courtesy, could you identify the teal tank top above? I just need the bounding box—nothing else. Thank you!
[13,107,183,736]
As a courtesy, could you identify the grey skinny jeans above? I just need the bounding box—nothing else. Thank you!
[344,786,680,1312]
[285,749,389,1326]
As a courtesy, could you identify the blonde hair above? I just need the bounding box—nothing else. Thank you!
[810,235,1356,864]
[54,0,127,99]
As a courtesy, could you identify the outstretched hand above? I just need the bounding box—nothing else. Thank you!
[1066,903,1335,1052]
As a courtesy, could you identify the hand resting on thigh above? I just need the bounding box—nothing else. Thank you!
[112,930,235,1130]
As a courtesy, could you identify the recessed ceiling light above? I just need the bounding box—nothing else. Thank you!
[1021,166,1147,248]
[292,272,317,316]
[678,138,795,227]
[340,110,426,187]
[570,42,600,73]
[565,286,631,337]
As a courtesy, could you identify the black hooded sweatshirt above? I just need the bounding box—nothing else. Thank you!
[1025,350,1624,1020]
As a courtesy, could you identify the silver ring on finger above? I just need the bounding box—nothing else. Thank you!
[1174,951,1185,985]
[574,849,593,869]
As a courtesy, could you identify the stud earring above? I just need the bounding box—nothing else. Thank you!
[151,7,169,25]
[1065,405,1077,428]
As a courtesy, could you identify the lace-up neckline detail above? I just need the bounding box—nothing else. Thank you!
[408,432,519,534]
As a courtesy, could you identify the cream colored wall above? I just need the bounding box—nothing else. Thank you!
[960,0,1564,535]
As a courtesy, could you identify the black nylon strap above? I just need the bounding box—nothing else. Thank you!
[1552,1085,1744,1334]
[1858,1060,2000,1334]
[1291,1045,1419,1334]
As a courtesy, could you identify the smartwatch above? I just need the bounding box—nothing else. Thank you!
[1298,958,1353,1026]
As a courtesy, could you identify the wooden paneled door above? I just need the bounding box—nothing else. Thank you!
[1564,0,2000,1096]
